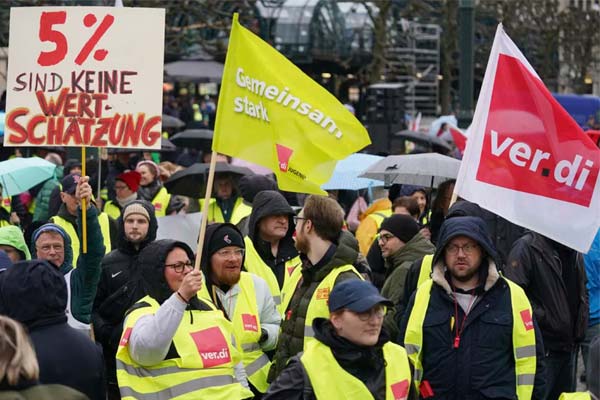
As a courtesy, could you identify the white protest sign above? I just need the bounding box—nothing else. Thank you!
[156,212,203,251]
[4,7,164,149]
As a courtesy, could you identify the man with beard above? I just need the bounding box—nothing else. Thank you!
[201,223,280,397]
[244,190,301,314]
[399,216,546,399]
[268,195,362,382]
[92,200,157,400]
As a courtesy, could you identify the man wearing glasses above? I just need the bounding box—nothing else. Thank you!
[399,216,546,399]
[201,222,281,397]
[268,195,362,383]
[266,279,416,399]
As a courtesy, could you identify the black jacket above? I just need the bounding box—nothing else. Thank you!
[399,217,546,400]
[91,200,158,383]
[0,260,105,400]
[247,190,298,288]
[265,318,416,400]
[505,232,588,352]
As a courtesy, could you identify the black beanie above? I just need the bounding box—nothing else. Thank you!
[207,224,245,257]
[380,214,421,244]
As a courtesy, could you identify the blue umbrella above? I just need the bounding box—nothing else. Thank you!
[0,157,57,197]
[322,153,384,191]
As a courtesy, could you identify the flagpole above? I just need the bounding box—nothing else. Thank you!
[81,146,87,254]
[194,150,217,271]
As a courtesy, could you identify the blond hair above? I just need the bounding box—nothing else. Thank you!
[0,316,39,385]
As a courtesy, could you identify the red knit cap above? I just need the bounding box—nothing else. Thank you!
[116,170,142,192]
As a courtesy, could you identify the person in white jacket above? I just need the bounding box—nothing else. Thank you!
[201,223,281,397]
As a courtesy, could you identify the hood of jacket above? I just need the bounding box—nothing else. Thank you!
[30,223,74,274]
[0,226,31,260]
[0,260,67,330]
[116,200,158,254]
[385,232,435,271]
[247,190,295,243]
[138,239,195,304]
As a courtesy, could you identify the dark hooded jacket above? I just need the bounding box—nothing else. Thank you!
[265,318,417,400]
[505,231,588,352]
[0,260,105,400]
[398,217,546,400]
[267,232,362,382]
[91,200,158,384]
[30,205,105,324]
[247,190,298,288]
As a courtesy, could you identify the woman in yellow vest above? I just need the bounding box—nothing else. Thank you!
[136,160,182,217]
[115,239,253,400]
[103,170,141,219]
[265,279,414,400]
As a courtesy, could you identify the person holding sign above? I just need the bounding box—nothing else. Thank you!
[116,239,253,399]
[30,175,106,334]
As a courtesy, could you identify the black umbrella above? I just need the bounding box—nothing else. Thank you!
[170,129,213,149]
[159,137,176,152]
[164,162,253,198]
[392,130,452,154]
[162,114,185,129]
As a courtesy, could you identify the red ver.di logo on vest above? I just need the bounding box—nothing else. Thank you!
[241,314,258,332]
[190,327,232,368]
[390,379,409,400]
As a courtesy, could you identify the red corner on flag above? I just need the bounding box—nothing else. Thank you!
[276,144,293,172]
[475,54,599,207]
[449,126,467,154]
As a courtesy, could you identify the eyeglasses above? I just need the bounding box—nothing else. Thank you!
[353,305,387,321]
[215,249,245,259]
[114,185,128,190]
[36,244,64,253]
[293,216,306,225]
[165,260,193,273]
[446,243,479,256]
[376,233,395,243]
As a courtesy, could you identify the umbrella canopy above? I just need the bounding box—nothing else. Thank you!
[162,114,185,129]
[170,129,213,149]
[160,137,176,152]
[164,59,224,83]
[359,153,461,188]
[322,153,384,191]
[0,112,4,137]
[164,162,253,198]
[393,130,452,154]
[0,157,57,196]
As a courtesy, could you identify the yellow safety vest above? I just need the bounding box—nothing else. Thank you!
[0,220,11,228]
[51,213,112,266]
[116,296,252,400]
[151,187,171,217]
[243,236,301,314]
[302,265,363,349]
[404,278,537,399]
[200,197,252,225]
[558,393,592,400]
[417,255,434,288]
[302,339,413,400]
[369,209,393,245]
[103,200,121,220]
[231,272,271,393]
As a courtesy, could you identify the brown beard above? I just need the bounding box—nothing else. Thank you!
[213,268,241,286]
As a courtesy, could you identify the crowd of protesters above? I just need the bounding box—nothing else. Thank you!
[0,94,598,399]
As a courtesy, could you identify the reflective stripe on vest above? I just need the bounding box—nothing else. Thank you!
[116,295,252,400]
[151,187,171,217]
[558,393,593,400]
[369,209,393,246]
[201,197,252,225]
[302,339,413,400]
[417,255,434,288]
[404,278,537,399]
[303,265,362,348]
[231,272,271,393]
[103,201,121,219]
[51,213,111,266]
[243,236,301,314]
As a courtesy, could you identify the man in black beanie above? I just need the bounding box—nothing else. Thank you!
[378,214,435,340]
[202,223,281,396]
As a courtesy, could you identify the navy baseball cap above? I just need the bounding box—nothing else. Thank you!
[328,280,393,313]
[61,173,81,195]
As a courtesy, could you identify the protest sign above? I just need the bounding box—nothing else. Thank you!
[4,7,165,149]
[455,24,600,253]
[212,14,371,195]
